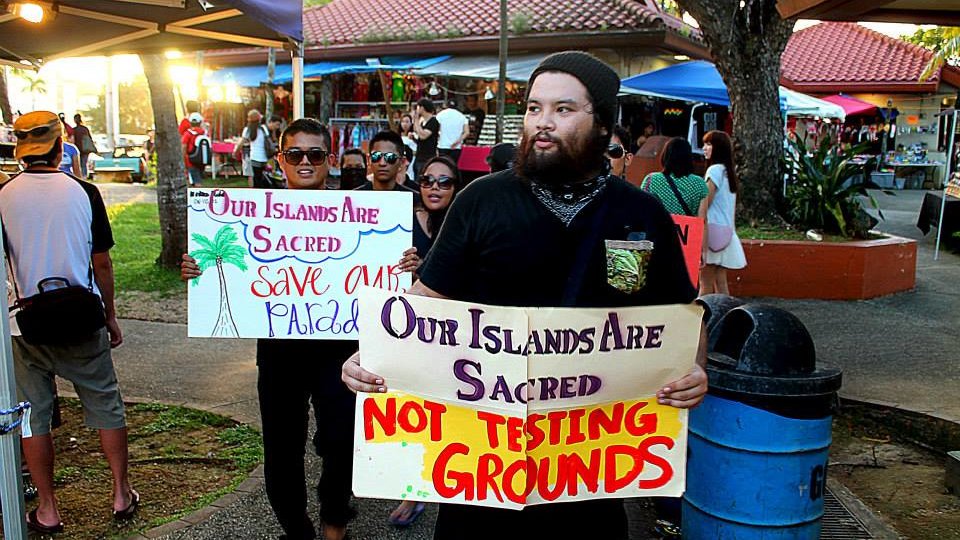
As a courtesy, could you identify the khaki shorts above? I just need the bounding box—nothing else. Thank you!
[13,328,126,437]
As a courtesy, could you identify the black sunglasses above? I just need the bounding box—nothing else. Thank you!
[418,175,455,190]
[370,151,399,165]
[14,125,54,140]
[606,143,625,159]
[282,148,329,165]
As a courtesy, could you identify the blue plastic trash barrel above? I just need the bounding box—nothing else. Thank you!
[683,304,842,539]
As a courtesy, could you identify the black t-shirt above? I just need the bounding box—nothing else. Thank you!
[420,170,696,308]
[416,117,441,161]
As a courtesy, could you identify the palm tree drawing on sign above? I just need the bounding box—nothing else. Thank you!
[190,225,247,337]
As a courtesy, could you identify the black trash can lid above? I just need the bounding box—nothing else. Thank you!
[707,304,842,397]
[698,293,745,352]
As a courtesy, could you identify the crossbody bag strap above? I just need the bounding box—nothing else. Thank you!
[561,195,611,307]
[664,173,695,216]
[1,221,22,307]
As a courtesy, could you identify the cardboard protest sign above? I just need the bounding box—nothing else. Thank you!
[354,287,702,509]
[671,214,704,288]
[187,188,412,339]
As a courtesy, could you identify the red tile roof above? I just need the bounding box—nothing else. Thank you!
[303,0,696,47]
[781,22,960,93]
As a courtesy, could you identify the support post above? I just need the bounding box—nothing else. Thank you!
[291,41,304,120]
[265,48,275,119]
[0,230,26,540]
[935,109,957,261]
[495,0,507,144]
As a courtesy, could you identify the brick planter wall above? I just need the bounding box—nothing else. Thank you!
[727,234,917,300]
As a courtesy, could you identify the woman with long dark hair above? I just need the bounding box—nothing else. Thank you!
[387,155,462,528]
[700,130,746,294]
[240,109,273,188]
[641,137,708,219]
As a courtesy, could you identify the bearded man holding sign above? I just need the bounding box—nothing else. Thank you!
[343,51,707,539]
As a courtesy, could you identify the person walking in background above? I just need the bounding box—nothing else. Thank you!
[700,130,746,295]
[485,142,515,173]
[71,113,97,179]
[178,100,201,136]
[398,113,417,180]
[240,110,275,188]
[181,113,207,187]
[59,135,82,177]
[412,98,439,178]
[640,137,708,219]
[435,99,469,164]
[2,111,136,535]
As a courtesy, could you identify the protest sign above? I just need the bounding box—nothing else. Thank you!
[187,188,412,339]
[353,287,702,509]
[671,214,704,288]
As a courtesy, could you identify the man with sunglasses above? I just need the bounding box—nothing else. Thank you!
[183,120,419,540]
[343,51,707,539]
[2,111,136,534]
[354,130,418,197]
[607,124,635,180]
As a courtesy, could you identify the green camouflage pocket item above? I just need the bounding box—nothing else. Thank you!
[605,240,654,294]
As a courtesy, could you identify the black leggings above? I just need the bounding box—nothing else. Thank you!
[257,339,358,539]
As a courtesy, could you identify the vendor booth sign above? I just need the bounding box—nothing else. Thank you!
[187,188,412,339]
[353,288,702,509]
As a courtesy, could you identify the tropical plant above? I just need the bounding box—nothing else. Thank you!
[902,26,960,82]
[784,136,881,239]
[18,70,46,111]
[189,225,248,337]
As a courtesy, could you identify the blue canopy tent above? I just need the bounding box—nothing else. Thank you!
[206,56,451,87]
[620,60,843,119]
[620,60,843,151]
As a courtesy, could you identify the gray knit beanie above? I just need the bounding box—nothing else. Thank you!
[527,51,621,130]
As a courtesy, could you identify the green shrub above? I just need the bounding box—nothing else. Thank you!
[784,136,882,239]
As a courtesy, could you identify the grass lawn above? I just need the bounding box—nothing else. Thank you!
[738,226,885,242]
[107,202,182,296]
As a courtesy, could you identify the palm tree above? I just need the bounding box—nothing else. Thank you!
[19,71,46,111]
[920,27,960,82]
[189,225,248,337]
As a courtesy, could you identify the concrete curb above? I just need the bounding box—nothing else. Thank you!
[839,394,960,453]
[55,391,265,540]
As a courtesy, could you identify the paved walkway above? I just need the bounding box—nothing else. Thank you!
[85,187,959,538]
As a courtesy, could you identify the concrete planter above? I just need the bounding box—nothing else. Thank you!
[727,234,917,300]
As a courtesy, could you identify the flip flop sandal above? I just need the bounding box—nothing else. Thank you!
[26,509,64,535]
[113,489,140,521]
[388,502,425,527]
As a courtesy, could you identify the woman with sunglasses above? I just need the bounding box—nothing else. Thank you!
[388,154,462,529]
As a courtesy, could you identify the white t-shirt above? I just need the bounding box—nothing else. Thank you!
[436,108,468,150]
[706,164,736,227]
[243,124,271,163]
[0,170,114,335]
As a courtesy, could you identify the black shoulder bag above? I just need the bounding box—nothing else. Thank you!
[4,223,106,347]
[664,173,695,217]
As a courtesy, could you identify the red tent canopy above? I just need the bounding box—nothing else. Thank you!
[821,94,879,117]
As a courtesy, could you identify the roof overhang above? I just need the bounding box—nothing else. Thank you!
[777,0,960,25]
[0,0,301,67]
[204,29,711,67]
[781,79,958,95]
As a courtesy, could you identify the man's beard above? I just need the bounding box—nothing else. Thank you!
[514,125,609,186]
